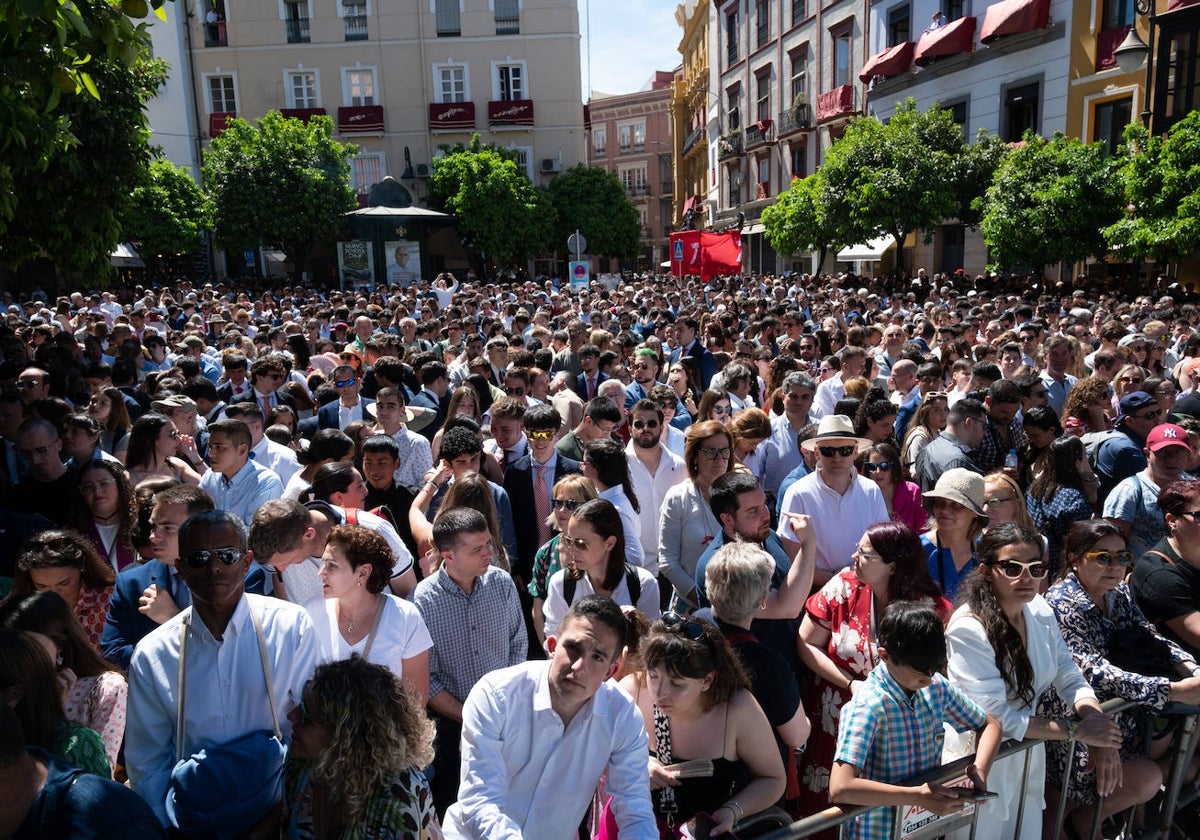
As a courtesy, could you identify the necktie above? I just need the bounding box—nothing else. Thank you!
[261,394,271,416]
[534,463,551,546]
[587,376,596,400]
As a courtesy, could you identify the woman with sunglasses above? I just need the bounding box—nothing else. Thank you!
[981,472,1041,536]
[864,442,925,533]
[696,387,733,425]
[797,521,950,824]
[658,421,735,611]
[526,474,598,645]
[900,392,948,474]
[285,656,441,839]
[727,408,771,476]
[620,614,785,837]
[1040,520,1200,838]
[1111,364,1148,416]
[543,499,659,636]
[945,523,1121,840]
[1025,436,1096,577]
[10,529,116,650]
[124,413,204,486]
[75,459,138,573]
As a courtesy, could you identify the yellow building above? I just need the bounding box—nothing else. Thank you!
[671,0,715,230]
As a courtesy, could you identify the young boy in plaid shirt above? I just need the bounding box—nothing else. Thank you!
[830,601,1002,840]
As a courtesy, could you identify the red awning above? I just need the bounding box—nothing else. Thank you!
[280,107,326,122]
[859,41,915,82]
[816,84,854,122]
[337,105,385,133]
[980,0,1050,44]
[209,112,235,137]
[428,101,476,130]
[487,99,535,126]
[682,195,701,213]
[914,16,977,65]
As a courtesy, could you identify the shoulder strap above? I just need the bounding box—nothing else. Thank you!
[1145,549,1176,566]
[625,564,642,604]
[563,573,577,605]
[345,508,359,526]
[359,595,387,661]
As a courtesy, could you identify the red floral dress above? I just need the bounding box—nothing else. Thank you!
[75,583,114,651]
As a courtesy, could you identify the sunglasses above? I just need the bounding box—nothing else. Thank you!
[818,445,857,458]
[863,461,893,474]
[333,378,357,388]
[984,496,1014,506]
[526,429,555,441]
[699,446,731,461]
[661,610,708,641]
[183,546,243,570]
[987,559,1049,580]
[711,405,730,415]
[632,419,660,430]
[552,498,581,512]
[560,534,591,551]
[1083,550,1134,567]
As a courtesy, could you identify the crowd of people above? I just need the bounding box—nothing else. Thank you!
[1,267,1200,839]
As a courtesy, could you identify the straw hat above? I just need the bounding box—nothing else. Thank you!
[800,415,872,455]
[922,468,987,518]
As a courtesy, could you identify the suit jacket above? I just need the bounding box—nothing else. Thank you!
[229,389,297,412]
[216,379,252,403]
[317,398,375,431]
[672,341,717,391]
[408,389,445,440]
[574,371,609,402]
[502,454,581,580]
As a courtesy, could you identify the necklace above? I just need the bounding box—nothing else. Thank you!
[340,597,375,634]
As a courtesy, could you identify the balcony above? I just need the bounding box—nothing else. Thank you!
[337,105,385,133]
[682,124,704,156]
[816,84,857,123]
[776,103,811,136]
[633,141,645,153]
[745,119,773,149]
[428,101,476,131]
[717,131,743,160]
[627,185,650,197]
[1096,25,1131,72]
[281,107,326,122]
[595,147,607,159]
[203,20,227,47]
[487,99,534,127]
[343,14,368,40]
[285,17,310,43]
[209,112,235,138]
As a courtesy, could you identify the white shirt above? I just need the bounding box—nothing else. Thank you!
[305,594,432,678]
[542,567,661,632]
[251,436,301,488]
[597,485,648,571]
[125,595,319,824]
[442,661,657,840]
[338,400,366,430]
[812,375,848,419]
[624,441,686,566]
[777,470,889,574]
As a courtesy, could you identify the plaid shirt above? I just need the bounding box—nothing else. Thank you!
[976,414,1029,473]
[413,566,527,703]
[835,664,986,840]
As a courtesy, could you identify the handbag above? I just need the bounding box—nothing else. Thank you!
[1107,621,1180,679]
[165,600,288,839]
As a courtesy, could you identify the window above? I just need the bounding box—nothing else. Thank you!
[283,0,309,43]
[344,69,375,106]
[619,124,632,154]
[343,0,367,40]
[1003,81,1040,142]
[756,0,770,48]
[620,166,647,195]
[497,63,525,100]
[1094,97,1133,155]
[435,0,460,36]
[1102,0,1133,30]
[203,0,226,47]
[352,152,384,194]
[790,48,808,102]
[888,4,911,46]
[437,64,467,103]
[947,0,965,21]
[511,146,532,181]
[594,127,607,159]
[792,0,806,27]
[208,74,236,112]
[632,122,646,151]
[287,70,318,108]
[833,30,851,87]
[756,72,770,122]
[757,156,770,197]
[726,10,740,65]
[727,88,741,131]
[790,144,807,179]
[495,0,519,34]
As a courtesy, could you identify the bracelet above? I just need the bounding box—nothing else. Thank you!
[424,481,439,493]
[730,799,744,821]
[1064,718,1080,740]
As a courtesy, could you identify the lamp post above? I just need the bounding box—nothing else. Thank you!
[1112,0,1158,128]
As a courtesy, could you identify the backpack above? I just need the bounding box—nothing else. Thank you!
[1081,429,1123,473]
[344,505,398,531]
[563,563,641,606]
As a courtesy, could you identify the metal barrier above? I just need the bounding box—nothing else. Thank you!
[755,697,1200,840]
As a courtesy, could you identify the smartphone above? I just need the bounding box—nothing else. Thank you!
[956,788,999,802]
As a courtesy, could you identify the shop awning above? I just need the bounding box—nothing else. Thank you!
[980,0,1050,44]
[860,41,915,82]
[914,16,977,65]
[682,195,701,213]
[741,223,766,236]
[837,235,896,262]
[110,242,144,268]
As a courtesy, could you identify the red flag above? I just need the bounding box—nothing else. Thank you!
[669,230,702,277]
[700,230,742,278]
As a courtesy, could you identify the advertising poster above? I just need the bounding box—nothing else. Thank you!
[338,240,375,290]
[384,240,421,288]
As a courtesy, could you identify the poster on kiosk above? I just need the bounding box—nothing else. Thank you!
[669,230,743,279]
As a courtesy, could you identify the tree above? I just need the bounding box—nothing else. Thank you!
[761,174,843,270]
[953,130,1008,229]
[203,111,358,280]
[544,165,640,260]
[819,99,966,270]
[1105,112,1200,265]
[122,158,209,265]
[1,0,170,281]
[429,135,555,271]
[980,131,1123,274]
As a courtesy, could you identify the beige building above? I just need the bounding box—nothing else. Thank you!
[587,73,675,272]
[190,0,587,207]
[671,0,716,232]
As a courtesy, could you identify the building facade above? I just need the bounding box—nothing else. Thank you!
[671,0,717,233]
[587,73,675,272]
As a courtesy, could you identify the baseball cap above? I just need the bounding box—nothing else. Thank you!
[1147,423,1191,452]
[152,395,199,413]
[1118,391,1157,418]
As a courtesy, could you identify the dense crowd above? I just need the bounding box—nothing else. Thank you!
[2,268,1200,840]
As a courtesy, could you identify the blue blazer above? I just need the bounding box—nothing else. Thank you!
[317,398,375,430]
[100,560,182,670]
[501,454,581,580]
[574,371,609,402]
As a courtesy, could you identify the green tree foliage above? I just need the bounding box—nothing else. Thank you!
[980,132,1122,273]
[544,164,640,260]
[819,99,965,268]
[761,174,843,269]
[203,111,357,280]
[122,158,209,261]
[1,0,170,280]
[1105,112,1200,264]
[954,130,1008,229]
[429,135,554,269]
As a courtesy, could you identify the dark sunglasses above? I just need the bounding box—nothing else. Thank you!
[632,419,660,430]
[183,546,243,570]
[863,461,893,474]
[1083,550,1134,568]
[661,610,708,641]
[818,445,857,458]
[552,498,581,512]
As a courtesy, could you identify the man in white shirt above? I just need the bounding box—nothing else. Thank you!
[125,510,318,828]
[223,403,301,488]
[370,387,433,490]
[443,595,656,840]
[625,399,685,575]
[812,346,868,418]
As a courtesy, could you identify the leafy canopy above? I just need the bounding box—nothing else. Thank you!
[761,174,843,269]
[122,158,210,259]
[544,164,640,260]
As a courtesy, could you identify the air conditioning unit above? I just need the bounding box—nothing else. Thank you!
[414,163,431,178]
[540,158,562,173]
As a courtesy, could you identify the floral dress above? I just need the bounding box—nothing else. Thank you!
[1026,487,1093,579]
[75,583,114,651]
[526,533,563,600]
[63,670,128,769]
[1039,574,1196,804]
[284,761,443,839]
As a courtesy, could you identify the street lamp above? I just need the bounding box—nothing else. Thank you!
[1112,0,1157,126]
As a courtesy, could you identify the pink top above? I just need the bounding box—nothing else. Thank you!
[64,670,128,769]
[891,480,927,533]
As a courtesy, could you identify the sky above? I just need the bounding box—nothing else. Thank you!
[580,0,682,98]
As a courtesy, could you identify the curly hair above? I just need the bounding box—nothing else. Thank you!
[76,458,138,543]
[854,397,899,443]
[959,523,1042,706]
[1060,376,1112,434]
[14,528,116,593]
[326,525,393,594]
[642,617,749,713]
[303,656,436,822]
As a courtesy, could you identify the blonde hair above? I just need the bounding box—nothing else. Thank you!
[545,474,597,531]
